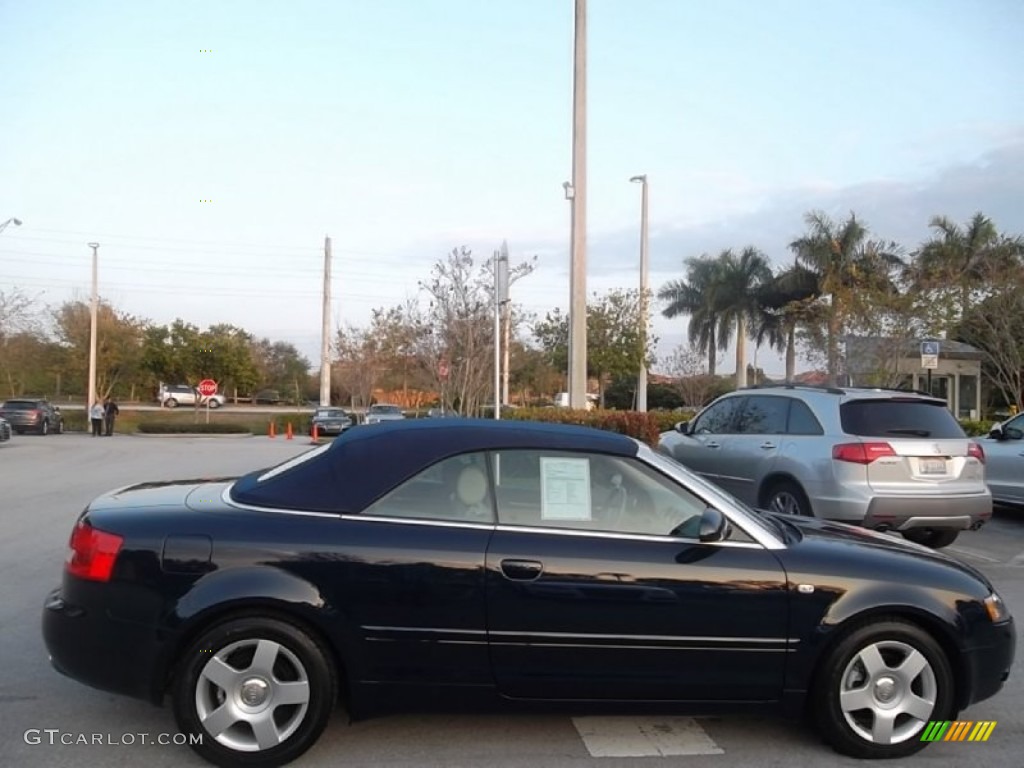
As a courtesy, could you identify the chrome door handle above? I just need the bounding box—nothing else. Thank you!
[760,442,777,449]
[704,441,721,449]
[500,559,543,581]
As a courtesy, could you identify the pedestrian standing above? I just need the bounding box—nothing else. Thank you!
[89,401,104,437]
[103,397,120,436]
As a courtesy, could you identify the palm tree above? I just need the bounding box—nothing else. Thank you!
[658,255,725,376]
[789,211,903,386]
[715,247,772,388]
[913,212,1024,326]
[754,264,821,383]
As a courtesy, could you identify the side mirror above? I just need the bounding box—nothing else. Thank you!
[53,406,61,413]
[674,421,691,435]
[698,506,731,543]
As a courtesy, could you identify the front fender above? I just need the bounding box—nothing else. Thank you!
[785,582,966,694]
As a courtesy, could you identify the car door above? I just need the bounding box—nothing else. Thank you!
[485,448,789,702]
[664,397,743,496]
[722,396,791,505]
[341,452,495,687]
[982,416,1024,505]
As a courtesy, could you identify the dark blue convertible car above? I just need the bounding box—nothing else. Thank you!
[43,420,1014,766]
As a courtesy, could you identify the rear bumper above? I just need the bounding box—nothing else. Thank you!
[862,493,993,531]
[42,587,167,704]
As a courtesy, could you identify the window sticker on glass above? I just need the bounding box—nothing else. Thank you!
[540,457,592,520]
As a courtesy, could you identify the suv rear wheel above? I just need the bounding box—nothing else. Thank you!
[902,529,959,549]
[765,480,812,517]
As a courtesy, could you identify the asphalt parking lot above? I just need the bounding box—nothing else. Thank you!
[1,433,1021,768]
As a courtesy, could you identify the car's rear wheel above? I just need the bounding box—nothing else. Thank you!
[813,619,954,759]
[765,480,812,516]
[208,399,222,409]
[56,420,64,434]
[165,398,179,408]
[39,419,49,436]
[173,617,337,768]
[902,529,959,549]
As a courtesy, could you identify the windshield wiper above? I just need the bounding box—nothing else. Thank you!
[884,428,931,437]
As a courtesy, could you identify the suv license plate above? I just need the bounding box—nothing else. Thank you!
[920,458,946,475]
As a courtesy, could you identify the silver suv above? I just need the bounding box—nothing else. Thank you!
[658,385,991,548]
[158,384,226,408]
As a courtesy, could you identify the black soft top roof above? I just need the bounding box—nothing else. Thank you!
[229,418,637,514]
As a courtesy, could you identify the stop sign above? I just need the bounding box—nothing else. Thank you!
[197,379,218,397]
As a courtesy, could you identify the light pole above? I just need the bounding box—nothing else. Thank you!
[630,175,649,412]
[87,243,100,408]
[568,0,588,409]
[0,217,22,234]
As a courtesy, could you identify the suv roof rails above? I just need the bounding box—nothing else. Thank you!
[741,382,848,396]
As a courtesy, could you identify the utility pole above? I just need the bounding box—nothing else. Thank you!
[630,174,649,412]
[87,243,99,408]
[500,240,511,406]
[568,0,588,409]
[494,248,509,419]
[320,236,332,407]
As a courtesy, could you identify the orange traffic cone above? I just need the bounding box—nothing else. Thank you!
[310,423,319,445]
[286,422,293,440]
[268,421,276,438]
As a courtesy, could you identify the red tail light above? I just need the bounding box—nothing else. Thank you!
[832,442,896,464]
[968,442,985,464]
[66,520,123,582]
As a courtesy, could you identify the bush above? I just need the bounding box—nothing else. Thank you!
[959,419,996,437]
[506,407,687,447]
[137,422,252,434]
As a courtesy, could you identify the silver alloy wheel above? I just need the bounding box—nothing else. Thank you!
[195,638,311,752]
[838,639,937,745]
[769,490,803,516]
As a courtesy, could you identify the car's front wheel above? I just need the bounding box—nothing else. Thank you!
[902,529,959,549]
[39,419,49,436]
[165,398,179,408]
[813,619,954,759]
[208,399,222,409]
[173,617,337,768]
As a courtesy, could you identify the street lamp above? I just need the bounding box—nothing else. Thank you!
[87,243,100,409]
[567,0,588,410]
[0,217,23,233]
[630,174,649,412]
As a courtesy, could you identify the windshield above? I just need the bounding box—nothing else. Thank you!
[840,398,965,439]
[1,401,37,409]
[638,444,786,545]
[370,405,401,414]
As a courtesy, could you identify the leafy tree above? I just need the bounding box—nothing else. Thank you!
[662,340,717,408]
[754,264,822,382]
[789,211,904,385]
[714,247,772,387]
[533,289,654,407]
[658,255,726,376]
[53,300,146,400]
[910,212,1024,331]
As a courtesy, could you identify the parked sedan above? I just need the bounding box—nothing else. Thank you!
[979,412,1024,508]
[364,403,405,423]
[43,420,1014,767]
[309,407,353,436]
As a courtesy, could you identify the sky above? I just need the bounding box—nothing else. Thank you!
[2,0,1022,377]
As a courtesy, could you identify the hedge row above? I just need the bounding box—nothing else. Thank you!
[502,408,696,447]
[136,422,251,434]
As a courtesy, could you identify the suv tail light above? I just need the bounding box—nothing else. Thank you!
[66,520,123,582]
[832,442,896,464]
[968,442,985,464]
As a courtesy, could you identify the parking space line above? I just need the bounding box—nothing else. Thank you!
[572,716,724,757]
[947,546,1001,563]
